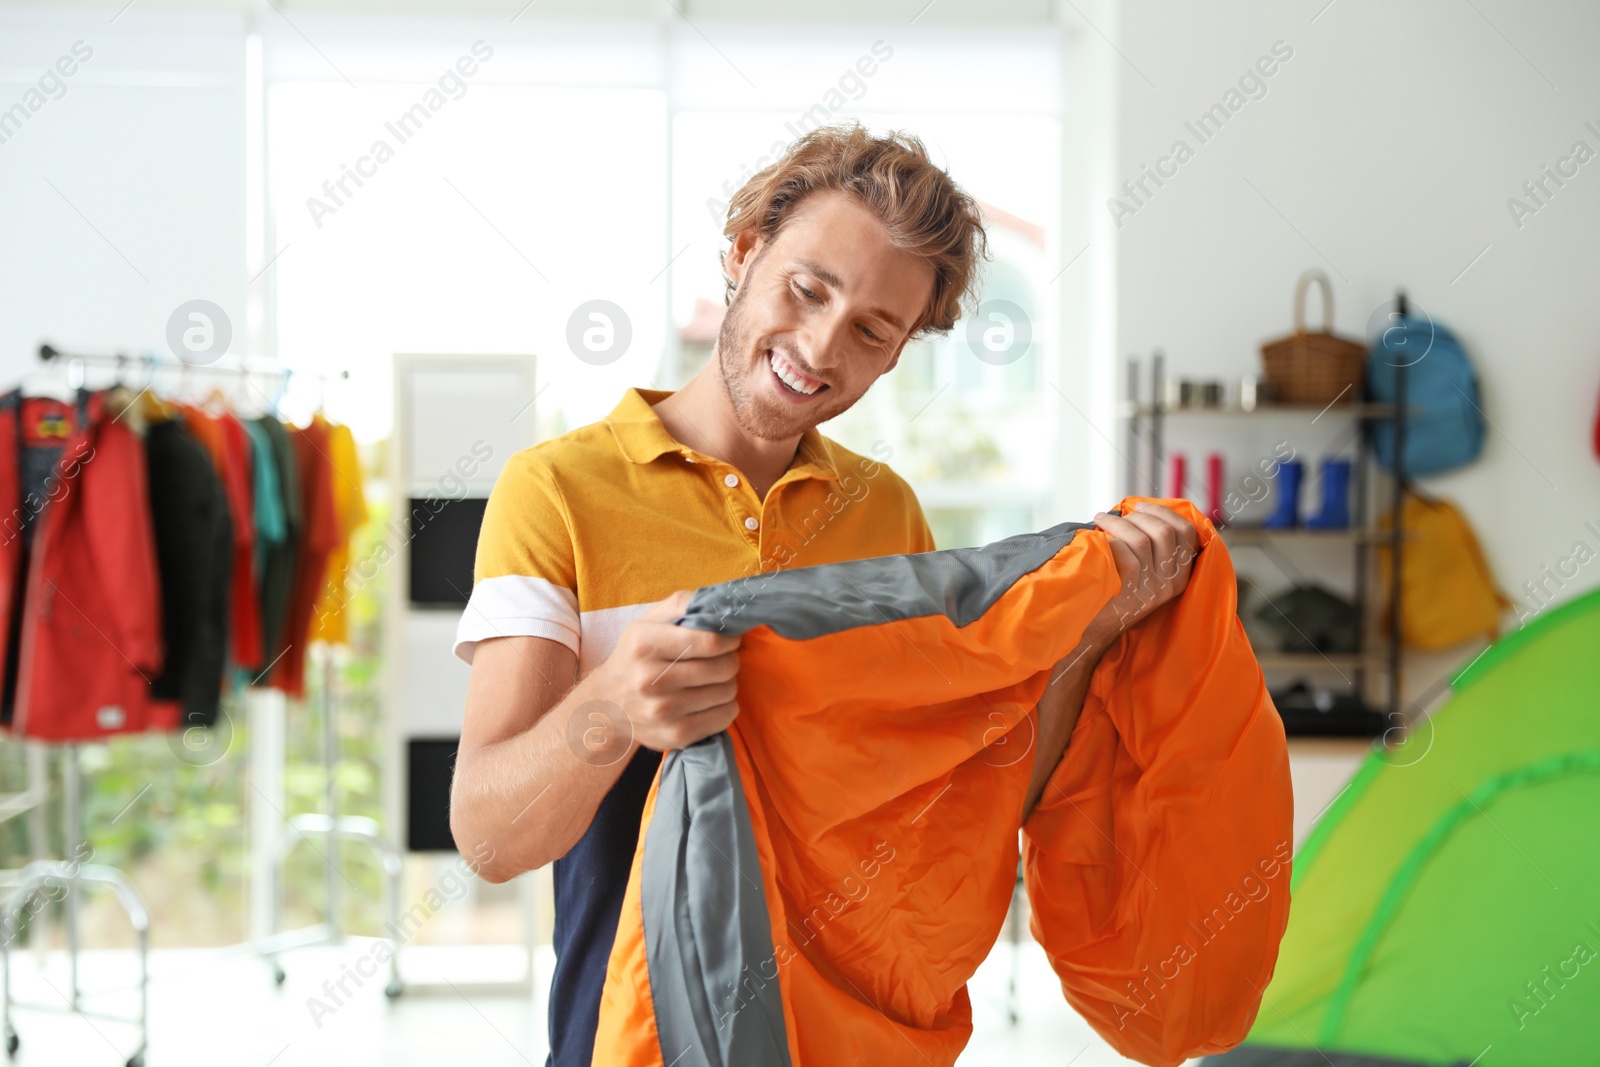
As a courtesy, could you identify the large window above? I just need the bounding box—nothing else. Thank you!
[666,43,1064,546]
[268,81,670,443]
[0,3,1105,995]
[0,14,1068,953]
[267,25,1066,515]
[259,22,1066,952]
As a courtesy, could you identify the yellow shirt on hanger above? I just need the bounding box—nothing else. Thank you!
[309,416,369,645]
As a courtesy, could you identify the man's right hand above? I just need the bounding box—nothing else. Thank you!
[576,590,742,752]
[455,591,739,879]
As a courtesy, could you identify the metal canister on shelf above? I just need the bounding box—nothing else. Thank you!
[1198,381,1224,408]
[1237,373,1267,411]
[1163,378,1198,410]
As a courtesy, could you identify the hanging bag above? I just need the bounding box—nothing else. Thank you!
[1260,269,1367,406]
[1367,314,1485,476]
[1377,488,1508,650]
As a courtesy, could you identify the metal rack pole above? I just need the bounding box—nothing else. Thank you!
[1,745,150,1067]
[63,745,80,1013]
[1389,315,1409,722]
[256,644,404,1000]
[1150,350,1165,496]
[323,653,338,943]
[1352,401,1371,707]
[1124,358,1140,499]
[38,343,347,387]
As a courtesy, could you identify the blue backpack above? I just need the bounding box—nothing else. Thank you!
[1367,316,1485,476]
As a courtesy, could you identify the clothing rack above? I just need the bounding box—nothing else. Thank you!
[41,344,403,990]
[0,347,203,1066]
[37,343,349,407]
[0,346,401,1066]
[258,646,404,1001]
[0,744,150,1067]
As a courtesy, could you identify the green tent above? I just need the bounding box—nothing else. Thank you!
[1207,587,1600,1067]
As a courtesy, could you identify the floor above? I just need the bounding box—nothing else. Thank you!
[1,743,1368,1067]
[0,940,1154,1067]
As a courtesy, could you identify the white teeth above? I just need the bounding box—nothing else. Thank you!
[769,351,821,395]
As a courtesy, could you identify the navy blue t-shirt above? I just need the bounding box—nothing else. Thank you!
[547,744,662,1067]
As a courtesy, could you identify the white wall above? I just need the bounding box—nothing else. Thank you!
[1113,0,1600,659]
[0,9,248,384]
[7,0,1597,625]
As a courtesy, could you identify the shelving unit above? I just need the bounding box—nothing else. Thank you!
[1126,401,1401,419]
[1123,332,1411,737]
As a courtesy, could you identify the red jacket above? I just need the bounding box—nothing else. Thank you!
[0,391,164,740]
[219,412,261,669]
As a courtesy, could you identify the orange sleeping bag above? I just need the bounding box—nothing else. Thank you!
[593,497,1293,1066]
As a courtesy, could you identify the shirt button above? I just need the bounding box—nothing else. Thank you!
[724,473,740,488]
[743,516,759,531]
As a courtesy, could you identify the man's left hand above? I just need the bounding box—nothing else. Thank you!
[1084,502,1201,647]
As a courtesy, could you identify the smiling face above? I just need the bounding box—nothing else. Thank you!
[716,190,937,441]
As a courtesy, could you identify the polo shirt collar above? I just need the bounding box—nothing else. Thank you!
[605,388,840,482]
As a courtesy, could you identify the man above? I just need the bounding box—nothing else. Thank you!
[450,123,1197,1066]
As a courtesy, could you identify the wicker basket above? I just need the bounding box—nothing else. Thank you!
[1260,269,1367,406]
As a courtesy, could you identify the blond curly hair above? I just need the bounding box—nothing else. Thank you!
[720,122,990,338]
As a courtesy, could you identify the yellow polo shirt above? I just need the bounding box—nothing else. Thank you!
[453,388,935,674]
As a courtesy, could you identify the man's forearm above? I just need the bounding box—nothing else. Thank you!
[452,677,638,883]
[1020,624,1116,823]
[1017,500,1202,825]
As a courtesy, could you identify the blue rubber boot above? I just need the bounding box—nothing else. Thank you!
[1262,460,1303,528]
[1305,458,1353,529]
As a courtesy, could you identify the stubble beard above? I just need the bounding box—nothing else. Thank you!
[716,287,818,442]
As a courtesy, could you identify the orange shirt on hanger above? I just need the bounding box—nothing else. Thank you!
[269,417,338,697]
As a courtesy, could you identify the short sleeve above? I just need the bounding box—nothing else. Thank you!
[895,474,936,554]
[453,451,580,665]
[908,494,936,553]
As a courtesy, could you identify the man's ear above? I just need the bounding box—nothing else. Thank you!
[723,227,763,292]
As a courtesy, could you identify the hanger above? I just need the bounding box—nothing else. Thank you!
[252,369,284,420]
[18,355,78,402]
[313,369,349,424]
[233,367,255,414]
[201,384,231,417]
[141,391,174,423]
